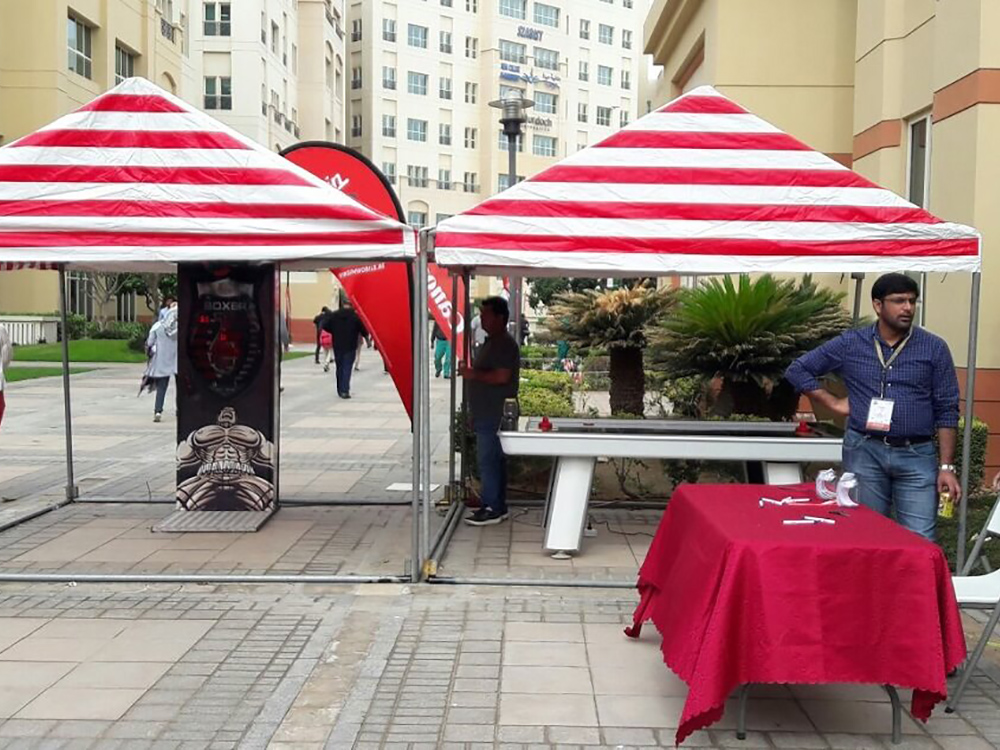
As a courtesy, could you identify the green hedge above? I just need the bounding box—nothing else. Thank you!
[519,384,575,418]
[520,370,574,399]
[954,417,989,490]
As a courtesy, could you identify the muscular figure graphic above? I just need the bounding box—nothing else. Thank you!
[176,406,275,510]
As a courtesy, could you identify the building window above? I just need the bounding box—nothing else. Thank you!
[467,0,477,11]
[204,2,231,36]
[463,172,478,192]
[499,40,527,64]
[271,21,279,53]
[464,127,478,148]
[598,23,613,44]
[622,29,632,49]
[439,76,452,99]
[383,162,397,184]
[442,0,453,6]
[351,66,362,89]
[116,290,137,323]
[383,18,397,41]
[291,43,298,73]
[407,165,429,187]
[204,76,232,109]
[621,69,631,89]
[439,123,452,145]
[620,109,630,127]
[114,44,135,84]
[440,30,452,53]
[498,173,523,190]
[382,114,397,137]
[261,11,267,42]
[351,114,362,137]
[408,71,428,95]
[498,131,523,151]
[408,24,428,48]
[579,19,590,39]
[438,169,452,189]
[499,0,526,20]
[578,61,588,81]
[408,210,427,228]
[908,115,931,208]
[499,84,524,99]
[407,118,428,142]
[465,81,478,103]
[577,102,587,122]
[596,106,611,126]
[533,135,557,157]
[436,213,453,224]
[597,65,612,86]
[67,14,93,79]
[600,0,612,3]
[382,66,396,89]
[67,272,94,319]
[534,2,559,27]
[465,36,478,58]
[534,47,558,71]
[534,91,557,114]
[624,0,632,7]
[351,18,362,41]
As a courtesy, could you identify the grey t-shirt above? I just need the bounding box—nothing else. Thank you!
[468,332,520,421]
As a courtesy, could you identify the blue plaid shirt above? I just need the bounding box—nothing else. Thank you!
[785,324,960,438]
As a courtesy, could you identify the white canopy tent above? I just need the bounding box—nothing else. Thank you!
[0,78,430,583]
[433,85,983,571]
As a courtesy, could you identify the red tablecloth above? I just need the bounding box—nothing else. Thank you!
[626,483,967,746]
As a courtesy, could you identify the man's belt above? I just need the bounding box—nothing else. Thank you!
[864,433,934,448]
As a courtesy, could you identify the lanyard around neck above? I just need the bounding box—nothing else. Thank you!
[873,328,913,371]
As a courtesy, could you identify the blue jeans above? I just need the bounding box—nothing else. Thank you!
[334,348,356,396]
[474,417,507,515]
[842,429,938,541]
[153,376,171,414]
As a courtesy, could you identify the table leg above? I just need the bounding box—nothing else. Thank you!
[883,685,901,744]
[736,684,751,740]
[543,456,596,558]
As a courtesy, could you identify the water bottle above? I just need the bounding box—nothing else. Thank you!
[501,399,519,431]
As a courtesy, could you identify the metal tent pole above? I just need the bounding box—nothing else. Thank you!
[957,271,982,573]
[418,247,432,568]
[410,256,421,583]
[57,265,77,501]
[851,272,864,323]
[447,271,459,497]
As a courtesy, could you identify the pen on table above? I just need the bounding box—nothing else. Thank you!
[782,519,816,525]
[803,515,836,525]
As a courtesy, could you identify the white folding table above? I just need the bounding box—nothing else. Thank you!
[499,418,844,558]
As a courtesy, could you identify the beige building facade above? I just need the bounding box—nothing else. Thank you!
[643,0,1000,472]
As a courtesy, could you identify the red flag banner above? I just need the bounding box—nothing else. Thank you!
[281,143,414,419]
[427,262,466,358]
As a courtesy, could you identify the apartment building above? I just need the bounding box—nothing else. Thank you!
[643,0,1000,472]
[346,0,644,231]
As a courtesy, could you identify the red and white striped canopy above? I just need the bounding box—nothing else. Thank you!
[434,85,980,276]
[0,78,415,271]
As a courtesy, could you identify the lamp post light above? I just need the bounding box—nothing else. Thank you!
[489,90,533,342]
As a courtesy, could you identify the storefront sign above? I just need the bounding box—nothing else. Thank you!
[517,25,543,40]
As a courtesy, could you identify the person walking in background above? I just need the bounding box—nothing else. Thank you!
[432,320,452,379]
[354,320,370,372]
[459,297,521,526]
[321,300,365,398]
[469,312,487,358]
[0,322,11,430]
[320,328,334,372]
[313,306,331,364]
[145,300,178,423]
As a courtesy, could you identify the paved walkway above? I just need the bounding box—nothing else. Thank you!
[2,356,1000,748]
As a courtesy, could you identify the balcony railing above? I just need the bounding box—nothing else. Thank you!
[160,17,175,42]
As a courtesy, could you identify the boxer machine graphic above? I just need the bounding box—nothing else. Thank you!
[176,266,278,511]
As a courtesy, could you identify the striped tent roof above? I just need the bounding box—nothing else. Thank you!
[0,78,415,271]
[434,86,980,276]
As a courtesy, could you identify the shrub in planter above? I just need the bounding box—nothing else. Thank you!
[64,314,89,341]
[518,385,575,418]
[521,370,574,399]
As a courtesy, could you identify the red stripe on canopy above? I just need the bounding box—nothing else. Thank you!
[595,131,813,151]
[0,229,406,247]
[658,96,749,114]
[12,129,251,150]
[530,166,876,188]
[0,165,314,187]
[0,200,376,221]
[78,94,188,113]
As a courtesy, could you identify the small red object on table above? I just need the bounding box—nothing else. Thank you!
[626,483,966,746]
[539,416,553,432]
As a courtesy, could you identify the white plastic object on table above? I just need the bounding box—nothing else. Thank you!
[835,472,860,507]
[816,468,838,500]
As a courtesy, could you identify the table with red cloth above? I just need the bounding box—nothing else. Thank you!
[626,483,967,746]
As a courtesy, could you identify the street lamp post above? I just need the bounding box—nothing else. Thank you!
[489,91,533,342]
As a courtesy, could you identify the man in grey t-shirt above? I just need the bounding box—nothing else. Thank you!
[459,296,520,526]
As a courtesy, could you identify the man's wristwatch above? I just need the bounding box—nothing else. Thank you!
[940,464,956,472]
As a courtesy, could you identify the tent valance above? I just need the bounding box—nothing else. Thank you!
[434,86,980,276]
[0,78,415,272]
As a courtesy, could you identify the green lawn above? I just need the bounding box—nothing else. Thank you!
[285,351,312,361]
[14,340,146,363]
[6,366,92,383]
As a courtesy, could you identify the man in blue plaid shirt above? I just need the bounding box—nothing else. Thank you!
[785,273,961,540]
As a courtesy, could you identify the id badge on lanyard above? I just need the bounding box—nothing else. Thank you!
[865,332,911,433]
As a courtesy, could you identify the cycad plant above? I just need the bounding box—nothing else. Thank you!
[651,275,852,419]
[546,283,674,415]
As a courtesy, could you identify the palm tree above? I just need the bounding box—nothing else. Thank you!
[546,283,674,415]
[651,275,852,419]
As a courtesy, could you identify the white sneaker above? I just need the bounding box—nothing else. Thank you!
[153,413,162,423]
